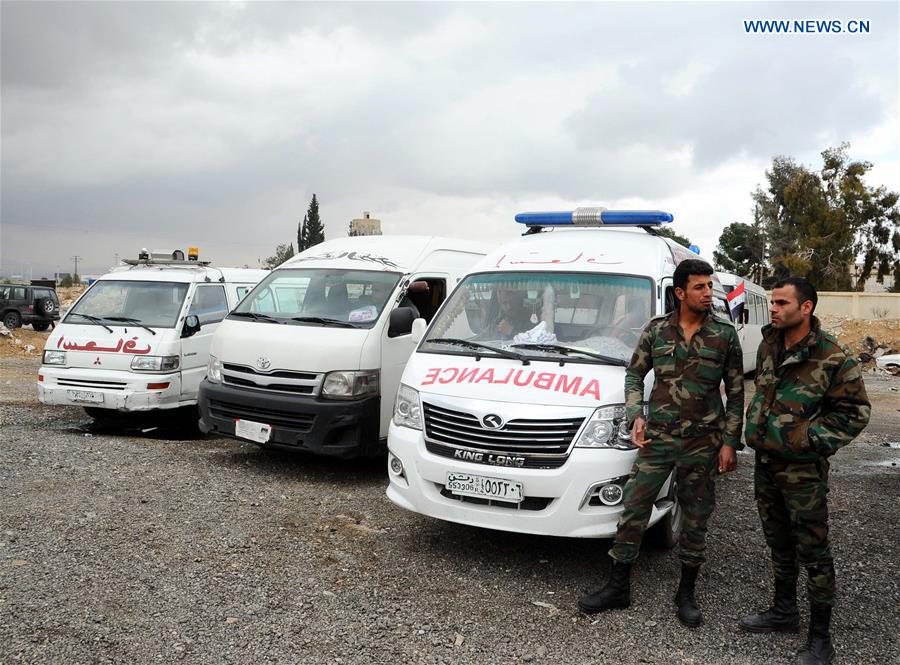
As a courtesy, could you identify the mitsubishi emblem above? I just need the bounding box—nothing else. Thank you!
[481,414,504,430]
[93,357,102,365]
[256,357,271,370]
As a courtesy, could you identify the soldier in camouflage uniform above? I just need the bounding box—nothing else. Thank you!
[578,259,744,628]
[739,277,870,665]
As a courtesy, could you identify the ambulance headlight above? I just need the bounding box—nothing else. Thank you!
[131,355,180,372]
[322,370,380,400]
[575,405,635,449]
[42,350,67,366]
[207,355,223,383]
[393,384,422,430]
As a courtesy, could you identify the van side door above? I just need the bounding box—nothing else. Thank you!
[379,274,449,438]
[180,284,230,401]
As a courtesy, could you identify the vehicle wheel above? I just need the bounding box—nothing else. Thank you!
[3,311,22,329]
[647,479,682,549]
[36,297,55,315]
[31,321,51,332]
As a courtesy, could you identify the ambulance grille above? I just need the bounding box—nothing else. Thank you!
[57,378,127,391]
[422,403,584,469]
[221,364,320,395]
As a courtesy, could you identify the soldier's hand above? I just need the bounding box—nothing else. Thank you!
[631,417,652,447]
[718,445,737,474]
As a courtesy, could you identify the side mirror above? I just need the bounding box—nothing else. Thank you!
[741,309,749,325]
[181,314,201,338]
[411,318,427,344]
[388,307,416,338]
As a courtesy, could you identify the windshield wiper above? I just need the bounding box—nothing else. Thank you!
[228,311,284,324]
[102,316,157,335]
[511,343,629,367]
[427,337,530,364]
[290,316,359,329]
[66,312,114,333]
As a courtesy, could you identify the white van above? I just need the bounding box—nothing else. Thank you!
[386,209,734,541]
[38,250,266,418]
[198,236,490,459]
[716,271,768,375]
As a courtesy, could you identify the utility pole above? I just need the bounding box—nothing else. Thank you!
[71,255,81,283]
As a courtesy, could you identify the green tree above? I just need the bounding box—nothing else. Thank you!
[655,227,693,249]
[59,274,73,287]
[754,144,899,291]
[714,216,767,283]
[263,243,295,269]
[298,194,325,251]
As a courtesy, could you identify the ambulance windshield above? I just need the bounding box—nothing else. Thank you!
[422,272,653,363]
[66,280,189,329]
[232,268,401,328]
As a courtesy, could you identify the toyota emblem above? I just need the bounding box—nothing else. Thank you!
[256,357,271,370]
[481,414,504,430]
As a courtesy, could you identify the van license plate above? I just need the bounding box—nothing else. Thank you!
[446,472,523,503]
[67,390,103,404]
[235,419,272,444]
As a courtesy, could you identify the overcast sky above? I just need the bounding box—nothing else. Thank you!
[2,1,897,278]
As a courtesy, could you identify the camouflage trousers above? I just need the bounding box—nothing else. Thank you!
[754,456,835,607]
[609,430,719,567]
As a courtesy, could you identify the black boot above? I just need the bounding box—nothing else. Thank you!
[674,563,702,628]
[577,560,632,614]
[739,577,800,633]
[796,604,835,665]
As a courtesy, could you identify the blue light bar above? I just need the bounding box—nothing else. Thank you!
[515,207,674,227]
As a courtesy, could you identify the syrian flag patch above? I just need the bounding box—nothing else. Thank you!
[726,281,746,322]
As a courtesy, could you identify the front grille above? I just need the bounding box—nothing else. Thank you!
[208,399,315,432]
[221,363,320,395]
[58,378,127,391]
[438,486,552,511]
[422,403,584,470]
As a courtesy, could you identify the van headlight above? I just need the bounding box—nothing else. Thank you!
[42,350,66,365]
[207,355,222,383]
[574,405,634,449]
[131,355,180,372]
[393,384,422,430]
[321,370,380,400]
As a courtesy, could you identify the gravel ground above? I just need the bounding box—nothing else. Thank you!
[2,357,898,665]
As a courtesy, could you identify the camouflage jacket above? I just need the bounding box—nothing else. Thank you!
[745,317,870,462]
[624,311,744,449]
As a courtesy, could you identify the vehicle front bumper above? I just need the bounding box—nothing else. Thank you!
[37,367,183,411]
[198,380,382,459]
[386,422,672,539]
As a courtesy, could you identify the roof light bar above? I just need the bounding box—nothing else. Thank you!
[515,207,674,227]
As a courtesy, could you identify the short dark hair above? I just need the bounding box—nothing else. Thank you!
[673,259,714,291]
[773,276,817,313]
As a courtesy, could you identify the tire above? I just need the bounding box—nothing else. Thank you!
[31,321,51,332]
[647,478,682,549]
[3,311,22,329]
[36,297,55,315]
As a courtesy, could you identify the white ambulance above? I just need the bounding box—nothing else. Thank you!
[198,236,490,459]
[38,249,266,418]
[716,271,769,375]
[386,209,733,541]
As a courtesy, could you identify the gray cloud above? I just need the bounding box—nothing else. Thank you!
[2,1,897,277]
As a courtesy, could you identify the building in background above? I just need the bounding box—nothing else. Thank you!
[349,212,382,236]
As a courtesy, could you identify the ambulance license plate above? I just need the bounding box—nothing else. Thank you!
[234,419,272,444]
[446,472,523,503]
[67,390,103,404]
